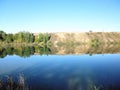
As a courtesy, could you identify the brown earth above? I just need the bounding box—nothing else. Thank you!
[50,32,120,45]
[49,32,120,55]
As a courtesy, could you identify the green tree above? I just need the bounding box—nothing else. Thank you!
[18,32,23,42]
[44,33,49,43]
[0,31,6,41]
[38,33,44,42]
[29,34,35,43]
[6,34,13,43]
[38,33,50,44]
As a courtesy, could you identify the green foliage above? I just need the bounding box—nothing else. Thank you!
[44,33,49,43]
[14,31,35,43]
[0,31,51,45]
[30,34,35,42]
[38,33,44,42]
[6,34,14,43]
[0,31,14,43]
[91,39,100,48]
[0,31,6,41]
[38,33,51,45]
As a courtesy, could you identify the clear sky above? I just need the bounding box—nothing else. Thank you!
[0,0,120,33]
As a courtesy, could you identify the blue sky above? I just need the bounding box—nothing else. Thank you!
[0,0,120,33]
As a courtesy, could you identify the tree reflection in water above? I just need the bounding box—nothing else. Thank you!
[0,74,28,90]
[1,43,120,58]
[0,74,120,90]
[0,45,51,58]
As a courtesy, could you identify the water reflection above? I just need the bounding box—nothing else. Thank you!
[1,44,120,58]
[0,74,120,90]
[0,44,120,90]
[0,74,28,90]
[68,77,120,90]
[0,45,51,58]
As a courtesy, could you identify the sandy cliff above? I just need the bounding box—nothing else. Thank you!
[49,32,120,55]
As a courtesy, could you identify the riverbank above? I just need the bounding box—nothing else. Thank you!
[50,32,120,46]
[1,31,120,46]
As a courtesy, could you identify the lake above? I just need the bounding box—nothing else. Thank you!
[0,46,120,90]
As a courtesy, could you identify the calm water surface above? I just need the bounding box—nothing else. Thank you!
[0,54,120,90]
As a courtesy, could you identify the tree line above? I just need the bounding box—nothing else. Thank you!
[0,31,51,44]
